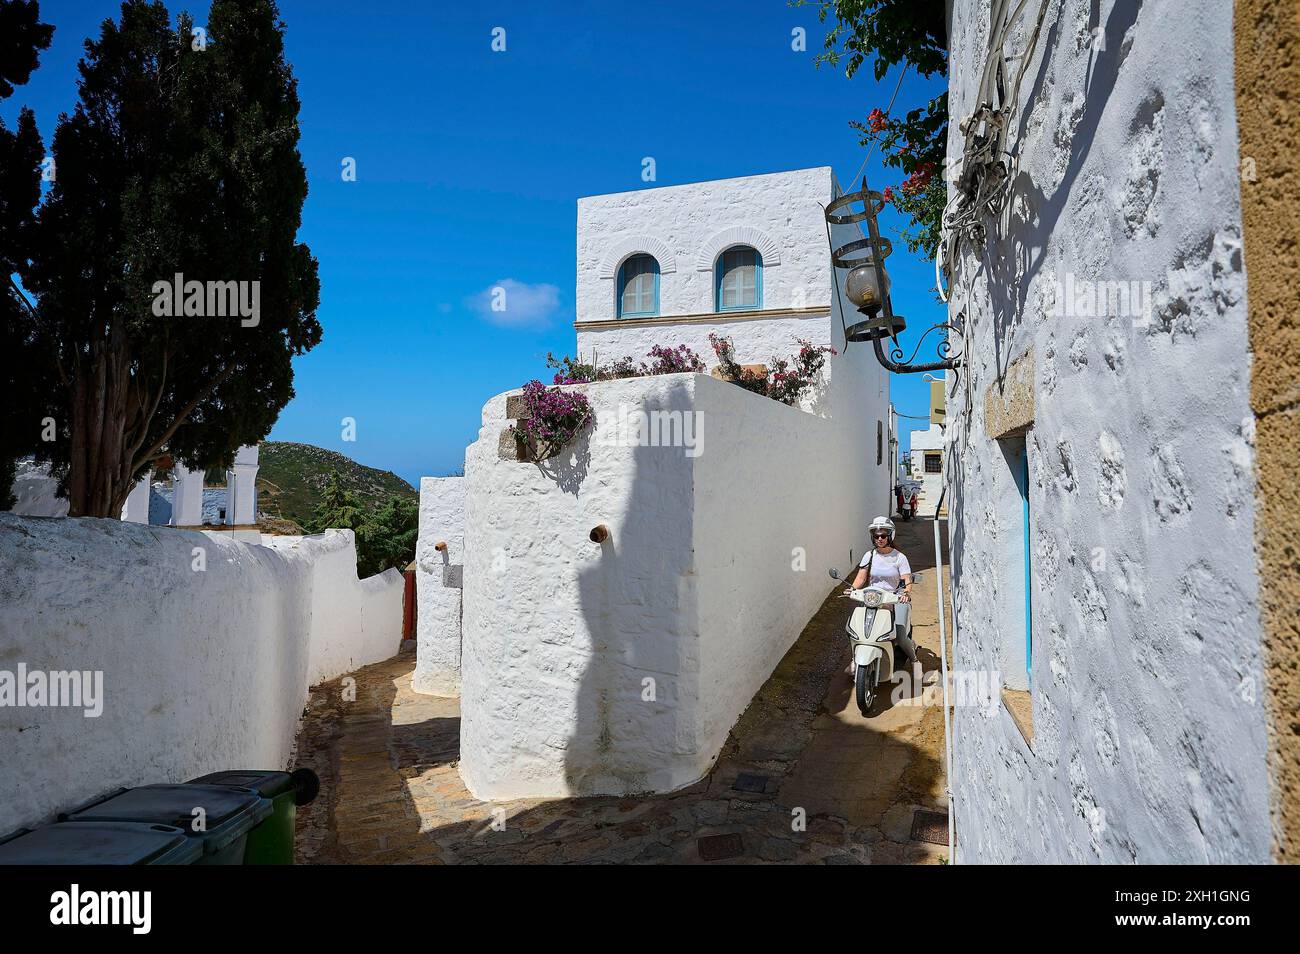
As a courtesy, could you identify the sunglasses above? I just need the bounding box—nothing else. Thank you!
[872,532,891,539]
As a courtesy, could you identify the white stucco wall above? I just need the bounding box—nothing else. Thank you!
[261,531,405,686]
[909,423,945,508]
[458,367,888,800]
[0,514,403,833]
[691,373,881,763]
[575,167,837,326]
[576,310,833,375]
[8,459,67,518]
[944,0,1269,862]
[413,476,466,696]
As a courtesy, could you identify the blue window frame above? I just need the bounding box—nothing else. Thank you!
[714,246,762,312]
[617,254,659,318]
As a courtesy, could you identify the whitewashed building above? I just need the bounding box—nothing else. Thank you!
[416,167,894,799]
[7,444,260,527]
[909,424,944,513]
[941,0,1296,863]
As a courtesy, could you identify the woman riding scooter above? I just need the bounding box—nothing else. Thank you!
[849,516,923,675]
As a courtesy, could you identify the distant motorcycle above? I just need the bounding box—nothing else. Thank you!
[895,483,919,521]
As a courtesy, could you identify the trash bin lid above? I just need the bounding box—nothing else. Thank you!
[61,785,272,855]
[187,770,295,800]
[0,822,203,865]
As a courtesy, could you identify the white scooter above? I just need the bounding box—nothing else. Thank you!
[829,568,921,715]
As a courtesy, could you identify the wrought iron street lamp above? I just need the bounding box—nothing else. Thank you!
[825,178,962,376]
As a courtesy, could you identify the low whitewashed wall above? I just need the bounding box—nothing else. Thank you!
[0,515,403,833]
[459,369,888,799]
[261,531,405,686]
[413,476,466,696]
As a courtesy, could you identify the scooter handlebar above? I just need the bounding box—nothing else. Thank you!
[841,587,901,606]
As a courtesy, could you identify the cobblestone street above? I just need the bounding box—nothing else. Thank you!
[294,518,951,864]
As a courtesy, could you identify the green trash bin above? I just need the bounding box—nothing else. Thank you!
[0,822,203,865]
[60,784,272,865]
[187,769,319,865]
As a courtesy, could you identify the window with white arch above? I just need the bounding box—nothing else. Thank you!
[617,254,660,318]
[715,246,762,312]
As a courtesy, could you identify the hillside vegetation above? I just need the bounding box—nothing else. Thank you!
[256,442,416,530]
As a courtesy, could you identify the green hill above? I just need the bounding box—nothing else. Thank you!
[256,441,417,530]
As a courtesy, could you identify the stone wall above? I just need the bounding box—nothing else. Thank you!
[0,515,403,832]
[1235,0,1300,862]
[944,0,1271,862]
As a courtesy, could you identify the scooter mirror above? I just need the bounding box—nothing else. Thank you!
[912,572,923,583]
[828,568,840,580]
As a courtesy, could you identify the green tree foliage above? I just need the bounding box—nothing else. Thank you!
[0,0,54,509]
[0,0,52,98]
[307,471,418,578]
[13,0,320,517]
[308,471,369,535]
[363,495,419,578]
[801,0,948,255]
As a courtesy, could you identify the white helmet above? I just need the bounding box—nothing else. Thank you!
[868,515,896,540]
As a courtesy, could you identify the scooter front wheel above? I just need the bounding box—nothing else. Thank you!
[855,659,879,715]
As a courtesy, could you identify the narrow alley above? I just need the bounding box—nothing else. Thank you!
[294,517,952,864]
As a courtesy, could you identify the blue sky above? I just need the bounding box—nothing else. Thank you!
[6,0,948,486]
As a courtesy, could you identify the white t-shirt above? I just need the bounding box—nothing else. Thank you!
[858,547,912,592]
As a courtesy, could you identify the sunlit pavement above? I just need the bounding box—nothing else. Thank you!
[294,517,951,864]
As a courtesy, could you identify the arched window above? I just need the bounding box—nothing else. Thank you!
[715,246,762,312]
[617,254,659,318]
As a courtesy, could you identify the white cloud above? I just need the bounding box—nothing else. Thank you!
[466,278,562,327]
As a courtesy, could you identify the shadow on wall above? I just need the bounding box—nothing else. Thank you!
[296,573,947,863]
[568,380,696,795]
[975,2,1140,384]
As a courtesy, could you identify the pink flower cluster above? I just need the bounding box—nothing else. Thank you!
[708,333,836,406]
[546,344,706,384]
[644,344,707,375]
[900,160,936,197]
[512,379,594,460]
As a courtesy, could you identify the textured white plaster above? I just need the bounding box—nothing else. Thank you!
[446,164,891,799]
[944,0,1268,863]
[8,459,67,517]
[119,471,152,523]
[413,476,466,696]
[576,168,837,324]
[225,444,260,525]
[694,224,782,270]
[577,311,833,388]
[458,356,889,799]
[0,515,403,832]
[597,235,678,278]
[169,462,204,526]
[910,424,945,510]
